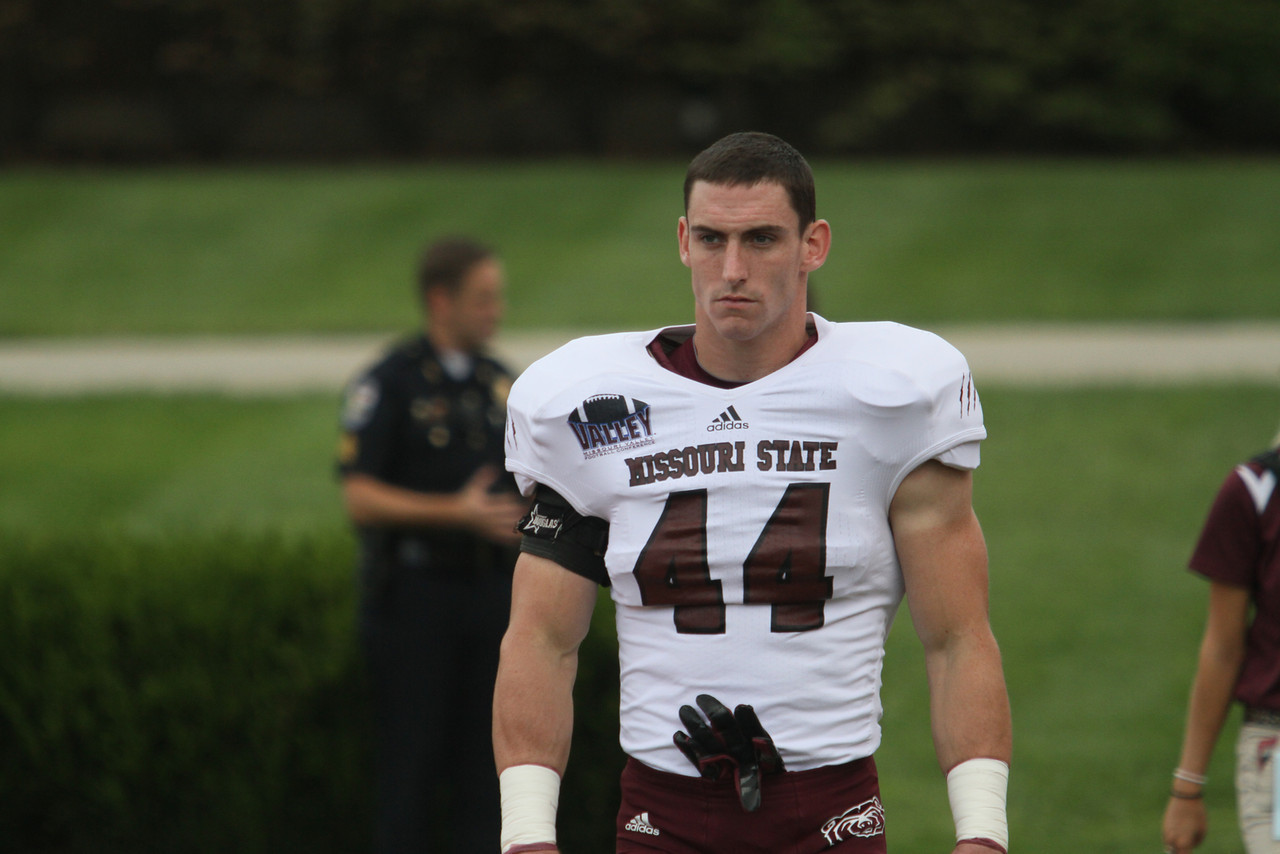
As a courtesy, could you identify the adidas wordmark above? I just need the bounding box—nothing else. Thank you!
[624,812,661,836]
[707,405,748,432]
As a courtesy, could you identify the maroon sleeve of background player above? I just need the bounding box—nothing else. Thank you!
[1188,467,1263,589]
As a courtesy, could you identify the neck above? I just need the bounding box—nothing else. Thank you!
[427,325,472,356]
[692,318,812,383]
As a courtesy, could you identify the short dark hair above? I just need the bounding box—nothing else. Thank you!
[683,131,816,231]
[416,236,494,299]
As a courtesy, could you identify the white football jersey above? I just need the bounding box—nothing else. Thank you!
[504,314,986,774]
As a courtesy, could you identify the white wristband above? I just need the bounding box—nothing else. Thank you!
[499,764,561,853]
[946,758,1009,850]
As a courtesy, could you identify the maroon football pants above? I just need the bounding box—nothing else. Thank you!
[615,755,888,853]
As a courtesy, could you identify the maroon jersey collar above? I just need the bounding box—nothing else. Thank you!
[647,321,819,388]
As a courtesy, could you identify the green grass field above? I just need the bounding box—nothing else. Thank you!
[3,159,1280,336]
[0,394,348,537]
[3,385,1278,851]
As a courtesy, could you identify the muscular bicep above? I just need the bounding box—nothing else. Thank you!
[506,552,600,654]
[890,460,991,650]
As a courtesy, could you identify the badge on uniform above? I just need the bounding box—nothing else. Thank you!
[342,377,380,430]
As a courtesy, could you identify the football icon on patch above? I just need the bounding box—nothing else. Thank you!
[566,393,655,454]
[570,393,648,426]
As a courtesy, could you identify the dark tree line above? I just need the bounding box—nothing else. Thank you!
[2,0,1278,160]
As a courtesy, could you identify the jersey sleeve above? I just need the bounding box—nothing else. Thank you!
[936,440,982,470]
[879,329,987,496]
[505,350,616,586]
[504,367,554,499]
[1188,466,1266,588]
[502,339,610,509]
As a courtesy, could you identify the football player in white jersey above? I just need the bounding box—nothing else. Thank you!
[493,131,1012,854]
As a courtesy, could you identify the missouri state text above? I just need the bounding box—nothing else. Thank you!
[625,440,838,487]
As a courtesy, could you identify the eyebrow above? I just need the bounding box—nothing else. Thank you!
[689,223,787,237]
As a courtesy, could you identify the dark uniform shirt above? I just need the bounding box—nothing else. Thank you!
[338,334,518,579]
[1189,448,1280,710]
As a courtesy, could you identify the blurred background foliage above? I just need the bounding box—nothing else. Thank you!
[3,0,1279,161]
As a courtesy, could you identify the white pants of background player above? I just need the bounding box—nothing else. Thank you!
[1238,722,1280,853]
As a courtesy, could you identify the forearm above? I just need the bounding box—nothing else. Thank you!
[1174,582,1249,784]
[493,640,576,854]
[925,630,1012,852]
[1175,637,1244,778]
[493,629,579,774]
[343,474,466,528]
[926,628,1013,771]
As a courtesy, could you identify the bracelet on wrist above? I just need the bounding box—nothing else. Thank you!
[1169,789,1204,800]
[1173,768,1208,786]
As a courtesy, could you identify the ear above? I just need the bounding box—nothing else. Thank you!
[677,216,693,269]
[422,284,450,316]
[800,219,831,273]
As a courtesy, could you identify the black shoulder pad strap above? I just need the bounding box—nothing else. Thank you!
[517,485,610,586]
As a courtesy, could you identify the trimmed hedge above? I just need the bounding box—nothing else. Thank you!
[0,531,370,852]
[0,531,625,853]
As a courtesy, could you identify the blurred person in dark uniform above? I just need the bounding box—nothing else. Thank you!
[1164,422,1280,854]
[338,236,527,853]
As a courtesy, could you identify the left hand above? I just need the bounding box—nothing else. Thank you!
[673,694,785,812]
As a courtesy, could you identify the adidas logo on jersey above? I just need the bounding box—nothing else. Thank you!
[624,812,661,836]
[707,405,748,432]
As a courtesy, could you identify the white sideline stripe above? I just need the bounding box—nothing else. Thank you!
[944,323,1280,385]
[0,324,1277,394]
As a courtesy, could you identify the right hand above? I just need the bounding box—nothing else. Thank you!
[458,467,527,546]
[1161,794,1207,853]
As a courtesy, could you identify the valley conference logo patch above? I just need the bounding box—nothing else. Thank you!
[567,394,655,459]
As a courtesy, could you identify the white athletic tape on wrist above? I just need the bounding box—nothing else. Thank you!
[947,758,1009,850]
[499,764,560,853]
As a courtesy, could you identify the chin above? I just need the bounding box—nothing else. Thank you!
[711,318,764,342]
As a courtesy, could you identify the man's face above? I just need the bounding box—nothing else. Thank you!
[678,180,827,344]
[438,258,506,352]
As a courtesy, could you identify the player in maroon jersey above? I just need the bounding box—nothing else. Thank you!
[1164,425,1280,853]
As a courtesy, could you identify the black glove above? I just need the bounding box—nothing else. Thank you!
[672,694,785,812]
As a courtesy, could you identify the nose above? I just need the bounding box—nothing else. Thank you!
[722,239,748,285]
